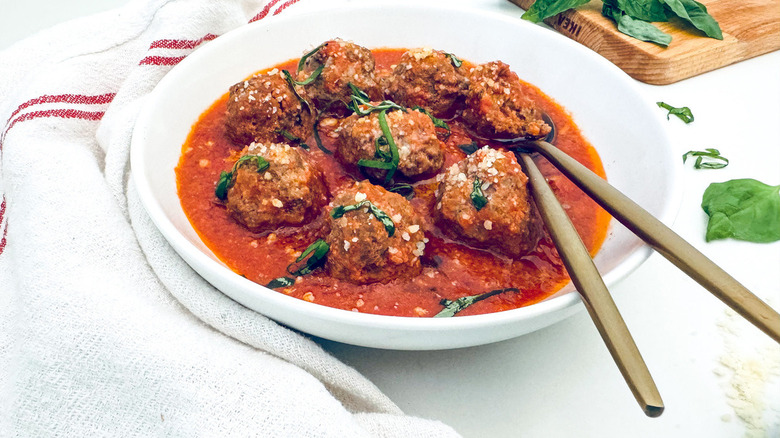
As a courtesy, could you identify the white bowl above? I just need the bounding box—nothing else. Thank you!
[131,3,681,350]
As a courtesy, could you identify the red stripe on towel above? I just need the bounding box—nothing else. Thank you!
[249,0,284,22]
[139,55,187,66]
[2,109,106,151]
[0,197,6,256]
[0,223,6,256]
[149,33,218,50]
[273,0,303,15]
[8,93,115,123]
[4,109,105,136]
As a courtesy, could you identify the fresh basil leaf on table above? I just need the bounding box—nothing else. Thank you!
[657,101,695,123]
[682,148,728,169]
[701,179,780,243]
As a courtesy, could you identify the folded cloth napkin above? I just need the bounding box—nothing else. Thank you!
[0,0,460,436]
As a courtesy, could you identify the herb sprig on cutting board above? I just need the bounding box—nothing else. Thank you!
[522,0,723,46]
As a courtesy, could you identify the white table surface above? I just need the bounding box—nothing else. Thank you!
[3,1,779,437]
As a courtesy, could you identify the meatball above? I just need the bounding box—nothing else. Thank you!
[385,48,468,117]
[325,181,426,284]
[435,146,542,257]
[461,61,551,140]
[225,69,313,146]
[297,39,383,111]
[224,142,328,232]
[335,109,444,180]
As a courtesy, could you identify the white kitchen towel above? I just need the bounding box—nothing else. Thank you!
[0,0,459,436]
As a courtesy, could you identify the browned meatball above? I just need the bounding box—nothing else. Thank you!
[335,109,444,180]
[325,181,426,284]
[225,143,328,232]
[297,39,383,111]
[225,69,314,146]
[461,61,551,140]
[385,48,468,117]
[435,146,542,257]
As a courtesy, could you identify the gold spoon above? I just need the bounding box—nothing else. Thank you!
[518,151,664,418]
[520,139,780,344]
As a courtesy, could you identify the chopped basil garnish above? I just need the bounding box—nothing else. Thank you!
[458,141,479,155]
[215,154,270,201]
[412,105,450,133]
[215,171,232,201]
[276,129,309,150]
[312,117,331,154]
[267,276,295,289]
[388,183,415,200]
[347,83,404,116]
[701,179,780,243]
[331,200,396,237]
[470,177,489,211]
[657,101,694,123]
[281,70,313,112]
[434,288,519,317]
[356,109,400,184]
[445,52,463,68]
[683,148,728,169]
[287,239,330,276]
[285,65,324,86]
[297,42,327,73]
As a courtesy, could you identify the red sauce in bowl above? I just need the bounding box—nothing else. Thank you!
[176,48,610,317]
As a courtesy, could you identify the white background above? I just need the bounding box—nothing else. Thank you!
[3,0,779,437]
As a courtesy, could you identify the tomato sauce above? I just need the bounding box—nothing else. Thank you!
[176,49,611,317]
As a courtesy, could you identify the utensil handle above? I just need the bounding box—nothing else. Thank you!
[519,153,664,418]
[531,140,780,344]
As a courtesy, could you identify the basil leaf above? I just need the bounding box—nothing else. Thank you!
[657,101,694,123]
[236,154,270,173]
[215,171,232,201]
[267,277,295,288]
[357,159,397,170]
[214,155,269,200]
[521,0,591,23]
[355,110,400,184]
[283,65,323,87]
[276,129,309,150]
[373,135,392,161]
[347,84,405,116]
[682,148,728,169]
[388,183,415,200]
[331,200,396,237]
[701,179,780,243]
[603,4,672,46]
[458,141,479,155]
[659,0,723,39]
[434,288,519,317]
[412,106,450,133]
[612,0,669,22]
[281,70,313,112]
[445,52,463,68]
[470,177,489,211]
[297,42,327,73]
[287,239,330,276]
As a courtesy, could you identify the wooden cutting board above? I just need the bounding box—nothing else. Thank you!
[508,0,780,84]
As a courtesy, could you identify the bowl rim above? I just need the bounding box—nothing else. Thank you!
[130,2,683,343]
